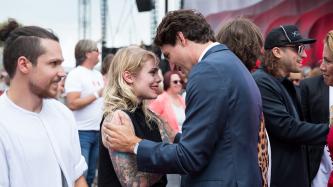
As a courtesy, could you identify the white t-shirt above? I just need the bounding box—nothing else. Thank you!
[65,66,104,131]
[171,103,185,132]
[0,93,87,187]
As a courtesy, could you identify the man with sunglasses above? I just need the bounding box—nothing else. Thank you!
[65,39,104,187]
[299,30,333,187]
[253,25,329,187]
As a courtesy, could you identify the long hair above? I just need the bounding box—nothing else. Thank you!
[325,30,333,53]
[261,50,282,77]
[103,46,161,125]
[216,17,263,71]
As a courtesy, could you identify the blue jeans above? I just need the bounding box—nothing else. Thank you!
[79,131,99,187]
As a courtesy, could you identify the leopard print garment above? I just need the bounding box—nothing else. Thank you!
[258,114,269,187]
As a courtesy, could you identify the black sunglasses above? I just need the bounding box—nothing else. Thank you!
[282,45,305,56]
[172,80,182,84]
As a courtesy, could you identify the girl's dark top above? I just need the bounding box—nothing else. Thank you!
[97,108,167,187]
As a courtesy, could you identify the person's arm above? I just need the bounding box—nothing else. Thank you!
[104,111,163,186]
[156,118,178,143]
[64,70,103,110]
[256,77,328,144]
[74,176,88,187]
[66,88,102,110]
[106,63,230,174]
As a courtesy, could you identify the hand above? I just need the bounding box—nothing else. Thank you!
[102,110,141,153]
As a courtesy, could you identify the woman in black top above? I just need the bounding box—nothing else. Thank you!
[98,46,175,187]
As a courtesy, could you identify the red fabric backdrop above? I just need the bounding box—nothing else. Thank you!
[205,0,333,67]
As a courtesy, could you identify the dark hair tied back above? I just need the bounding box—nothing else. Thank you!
[0,19,19,42]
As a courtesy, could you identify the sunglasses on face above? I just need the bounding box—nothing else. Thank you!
[283,45,305,56]
[172,80,182,84]
[90,48,99,53]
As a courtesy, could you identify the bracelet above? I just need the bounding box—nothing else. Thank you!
[93,92,99,99]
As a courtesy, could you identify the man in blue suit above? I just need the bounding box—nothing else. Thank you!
[104,10,262,187]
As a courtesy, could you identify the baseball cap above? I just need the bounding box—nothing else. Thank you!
[264,25,316,50]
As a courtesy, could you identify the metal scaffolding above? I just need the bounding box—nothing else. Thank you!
[78,0,91,39]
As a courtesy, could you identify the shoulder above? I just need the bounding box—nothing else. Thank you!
[156,92,169,102]
[67,67,90,78]
[65,67,82,81]
[252,69,269,80]
[300,75,323,87]
[252,69,283,96]
[44,99,73,117]
[92,69,103,76]
[67,66,82,75]
[0,95,6,111]
[104,110,132,125]
[252,69,276,86]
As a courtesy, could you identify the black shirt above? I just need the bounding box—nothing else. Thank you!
[97,108,167,187]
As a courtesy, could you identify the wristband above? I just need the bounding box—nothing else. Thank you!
[93,92,99,99]
[133,142,140,155]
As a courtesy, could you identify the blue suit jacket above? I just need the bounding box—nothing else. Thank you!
[137,44,262,187]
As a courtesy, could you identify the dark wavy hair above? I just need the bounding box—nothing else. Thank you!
[154,9,215,46]
[261,50,281,77]
[0,19,58,78]
[216,17,263,71]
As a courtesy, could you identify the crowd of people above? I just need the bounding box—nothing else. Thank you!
[1,8,333,187]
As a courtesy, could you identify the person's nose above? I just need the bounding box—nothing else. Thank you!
[156,74,162,84]
[320,60,326,72]
[58,66,66,79]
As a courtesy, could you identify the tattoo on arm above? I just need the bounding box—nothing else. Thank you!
[157,119,177,143]
[105,113,163,187]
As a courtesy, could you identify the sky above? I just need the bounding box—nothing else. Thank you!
[0,0,181,68]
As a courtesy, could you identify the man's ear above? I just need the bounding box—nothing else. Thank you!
[176,32,187,47]
[17,56,32,75]
[122,71,135,84]
[272,47,283,59]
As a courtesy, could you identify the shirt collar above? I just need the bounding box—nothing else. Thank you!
[198,42,220,63]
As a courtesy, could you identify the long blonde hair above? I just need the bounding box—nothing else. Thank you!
[325,30,333,53]
[103,46,160,124]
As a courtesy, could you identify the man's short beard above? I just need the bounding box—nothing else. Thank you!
[29,80,57,99]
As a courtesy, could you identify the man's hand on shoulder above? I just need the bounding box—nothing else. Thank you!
[102,110,142,153]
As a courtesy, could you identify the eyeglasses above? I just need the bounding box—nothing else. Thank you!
[172,80,182,84]
[284,45,305,56]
